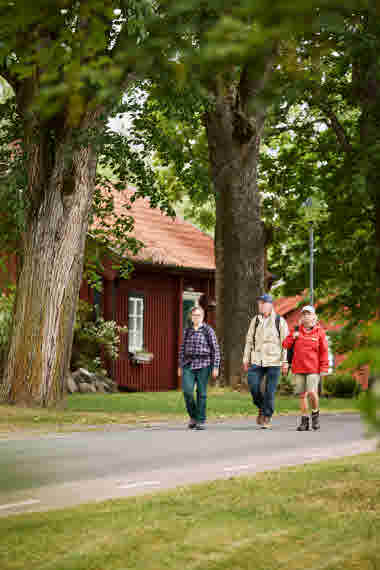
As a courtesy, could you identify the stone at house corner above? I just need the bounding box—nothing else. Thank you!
[94,380,107,393]
[107,380,118,393]
[69,368,118,394]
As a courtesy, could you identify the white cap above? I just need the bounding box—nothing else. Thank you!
[301,305,316,314]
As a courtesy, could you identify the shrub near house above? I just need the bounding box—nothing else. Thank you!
[323,374,362,398]
[71,300,127,374]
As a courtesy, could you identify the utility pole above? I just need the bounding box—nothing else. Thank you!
[304,198,314,306]
[309,221,314,305]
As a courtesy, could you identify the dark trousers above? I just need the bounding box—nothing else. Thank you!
[247,364,281,418]
[182,365,211,423]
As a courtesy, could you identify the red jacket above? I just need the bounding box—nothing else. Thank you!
[282,323,329,374]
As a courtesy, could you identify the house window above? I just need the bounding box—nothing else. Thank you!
[128,295,144,352]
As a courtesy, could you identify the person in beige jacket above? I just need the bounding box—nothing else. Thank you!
[243,294,289,429]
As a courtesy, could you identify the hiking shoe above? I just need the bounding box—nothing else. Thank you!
[311,410,320,430]
[261,417,272,429]
[195,422,206,430]
[256,410,265,426]
[296,416,310,431]
[188,419,197,429]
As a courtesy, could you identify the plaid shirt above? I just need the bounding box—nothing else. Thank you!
[179,324,221,370]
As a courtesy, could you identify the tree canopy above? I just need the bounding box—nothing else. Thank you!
[1,0,378,402]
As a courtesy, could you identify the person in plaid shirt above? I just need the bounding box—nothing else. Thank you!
[178,306,220,430]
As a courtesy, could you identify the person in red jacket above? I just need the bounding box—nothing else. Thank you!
[283,305,329,431]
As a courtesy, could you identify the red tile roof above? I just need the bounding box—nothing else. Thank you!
[97,186,215,270]
[274,294,306,316]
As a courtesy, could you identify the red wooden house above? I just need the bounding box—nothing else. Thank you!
[82,188,216,392]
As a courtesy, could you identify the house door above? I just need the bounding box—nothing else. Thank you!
[182,291,202,332]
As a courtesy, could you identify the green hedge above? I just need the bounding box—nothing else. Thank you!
[322,373,362,398]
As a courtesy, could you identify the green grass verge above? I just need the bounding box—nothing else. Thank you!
[1,452,379,570]
[0,388,361,434]
[66,388,361,415]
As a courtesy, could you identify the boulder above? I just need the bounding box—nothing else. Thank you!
[73,368,94,384]
[70,368,117,394]
[107,380,118,393]
[94,380,107,393]
[78,382,93,394]
[66,374,78,394]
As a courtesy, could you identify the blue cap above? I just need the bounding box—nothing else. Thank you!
[257,293,273,303]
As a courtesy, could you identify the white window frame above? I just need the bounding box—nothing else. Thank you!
[182,291,203,304]
[128,295,144,352]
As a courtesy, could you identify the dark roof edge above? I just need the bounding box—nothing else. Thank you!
[130,259,215,276]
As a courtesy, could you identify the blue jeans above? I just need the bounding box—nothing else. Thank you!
[247,365,281,418]
[182,365,211,423]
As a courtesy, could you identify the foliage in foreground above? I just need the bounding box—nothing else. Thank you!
[342,323,380,434]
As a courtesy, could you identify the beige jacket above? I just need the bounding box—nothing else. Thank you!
[243,310,289,367]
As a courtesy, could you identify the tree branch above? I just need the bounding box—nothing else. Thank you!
[319,101,353,154]
[238,45,278,115]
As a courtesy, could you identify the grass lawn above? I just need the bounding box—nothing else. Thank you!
[1,452,379,570]
[0,388,362,434]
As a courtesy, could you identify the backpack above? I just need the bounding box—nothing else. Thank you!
[253,314,282,350]
[286,326,299,370]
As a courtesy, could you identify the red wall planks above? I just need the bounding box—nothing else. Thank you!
[114,273,178,391]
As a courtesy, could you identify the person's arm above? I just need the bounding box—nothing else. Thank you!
[243,317,256,370]
[280,318,289,373]
[319,329,330,374]
[178,329,187,375]
[208,326,221,378]
[283,327,299,350]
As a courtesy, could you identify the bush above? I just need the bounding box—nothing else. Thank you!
[71,300,127,374]
[278,374,294,395]
[323,373,362,398]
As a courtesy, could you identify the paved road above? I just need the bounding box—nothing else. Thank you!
[0,414,376,516]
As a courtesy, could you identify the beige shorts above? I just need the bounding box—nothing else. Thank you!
[294,373,320,395]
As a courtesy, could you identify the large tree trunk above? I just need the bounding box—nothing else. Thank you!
[0,121,98,406]
[356,19,380,300]
[205,73,271,387]
[214,194,225,383]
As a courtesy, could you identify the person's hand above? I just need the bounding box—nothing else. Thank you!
[212,367,219,379]
[177,367,182,377]
[293,330,300,338]
[242,362,249,372]
[281,363,289,375]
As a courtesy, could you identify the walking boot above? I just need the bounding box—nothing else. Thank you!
[261,417,272,429]
[296,416,309,431]
[311,410,320,430]
[256,410,264,426]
